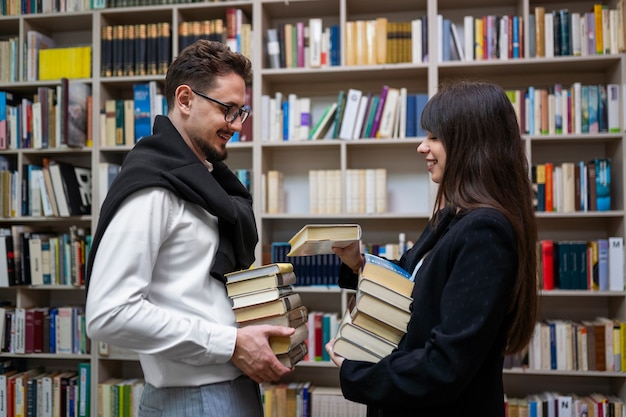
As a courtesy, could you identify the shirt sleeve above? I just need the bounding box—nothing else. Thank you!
[85,188,237,366]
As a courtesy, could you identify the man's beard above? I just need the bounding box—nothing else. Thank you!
[192,135,227,162]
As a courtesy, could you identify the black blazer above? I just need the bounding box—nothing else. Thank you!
[338,207,517,417]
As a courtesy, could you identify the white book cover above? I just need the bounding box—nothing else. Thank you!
[411,18,422,63]
[375,168,387,213]
[365,168,376,214]
[28,235,43,286]
[266,28,281,69]
[607,84,620,132]
[499,16,509,60]
[308,18,323,68]
[308,170,318,214]
[377,87,400,138]
[260,95,271,141]
[298,97,311,140]
[573,82,582,134]
[0,237,9,287]
[561,162,575,212]
[31,101,42,149]
[544,12,554,58]
[274,91,283,141]
[463,16,474,61]
[13,307,25,354]
[571,12,582,56]
[352,95,369,140]
[609,236,624,291]
[450,22,465,61]
[287,93,299,141]
[56,306,73,354]
[396,87,407,138]
[338,88,363,139]
[35,169,53,217]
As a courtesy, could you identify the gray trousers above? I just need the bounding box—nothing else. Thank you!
[138,375,263,417]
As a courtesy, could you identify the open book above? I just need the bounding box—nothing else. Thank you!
[287,224,362,256]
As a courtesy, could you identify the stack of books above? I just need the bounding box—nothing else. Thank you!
[332,253,414,362]
[225,263,309,367]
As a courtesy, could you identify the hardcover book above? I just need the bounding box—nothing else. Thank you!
[333,312,397,360]
[361,253,413,296]
[225,263,294,284]
[276,341,308,368]
[332,337,381,363]
[233,293,302,323]
[230,285,295,310]
[238,305,308,328]
[287,224,362,256]
[268,323,309,354]
[226,271,296,298]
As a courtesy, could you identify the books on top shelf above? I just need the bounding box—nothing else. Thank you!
[226,263,308,367]
[287,224,362,257]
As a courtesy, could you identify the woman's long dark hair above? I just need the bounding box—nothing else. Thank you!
[421,80,537,354]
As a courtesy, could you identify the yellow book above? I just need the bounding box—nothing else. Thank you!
[594,4,604,54]
[474,17,484,60]
[375,17,387,64]
[345,21,357,65]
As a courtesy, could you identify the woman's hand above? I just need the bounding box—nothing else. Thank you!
[325,338,345,368]
[332,241,363,273]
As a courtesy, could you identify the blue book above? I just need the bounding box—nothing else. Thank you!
[415,93,429,137]
[405,94,417,137]
[512,16,521,58]
[527,86,535,135]
[133,83,152,142]
[588,84,599,133]
[282,100,289,140]
[595,157,611,211]
[442,18,451,62]
[363,253,411,280]
[330,25,341,66]
[49,307,58,353]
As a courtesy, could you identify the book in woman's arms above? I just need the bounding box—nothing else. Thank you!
[237,305,308,328]
[226,271,297,298]
[332,337,382,363]
[358,278,412,311]
[233,293,302,322]
[287,224,362,256]
[360,253,414,297]
[334,313,398,359]
[230,285,295,309]
[355,291,411,332]
[276,341,308,368]
[224,262,294,283]
[350,304,406,345]
[269,323,309,354]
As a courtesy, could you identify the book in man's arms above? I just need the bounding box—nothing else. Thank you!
[360,253,413,297]
[237,305,308,328]
[269,323,309,354]
[225,262,294,284]
[287,224,362,256]
[276,341,308,368]
[226,270,297,298]
[230,285,295,309]
[233,293,302,322]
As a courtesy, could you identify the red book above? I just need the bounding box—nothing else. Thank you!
[33,308,45,353]
[544,162,554,212]
[24,309,35,354]
[541,239,555,290]
[314,313,323,361]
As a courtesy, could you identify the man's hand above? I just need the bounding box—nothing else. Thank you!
[332,241,363,273]
[232,325,296,384]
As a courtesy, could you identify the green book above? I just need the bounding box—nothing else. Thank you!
[363,95,380,138]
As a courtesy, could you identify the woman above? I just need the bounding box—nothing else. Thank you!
[327,80,537,416]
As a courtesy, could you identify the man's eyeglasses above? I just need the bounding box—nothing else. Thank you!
[191,89,250,124]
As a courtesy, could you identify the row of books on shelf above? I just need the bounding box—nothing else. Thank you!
[25,30,90,82]
[510,83,621,137]
[265,18,340,69]
[0,37,18,83]
[100,23,170,78]
[261,87,427,143]
[179,15,252,58]
[505,392,624,417]
[527,317,626,373]
[538,237,624,292]
[0,362,91,417]
[261,384,366,417]
[97,377,144,417]
[0,225,90,288]
[532,159,611,214]
[271,242,342,287]
[0,0,97,16]
[0,305,90,355]
[0,81,92,150]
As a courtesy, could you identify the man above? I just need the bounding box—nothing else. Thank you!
[86,40,294,416]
